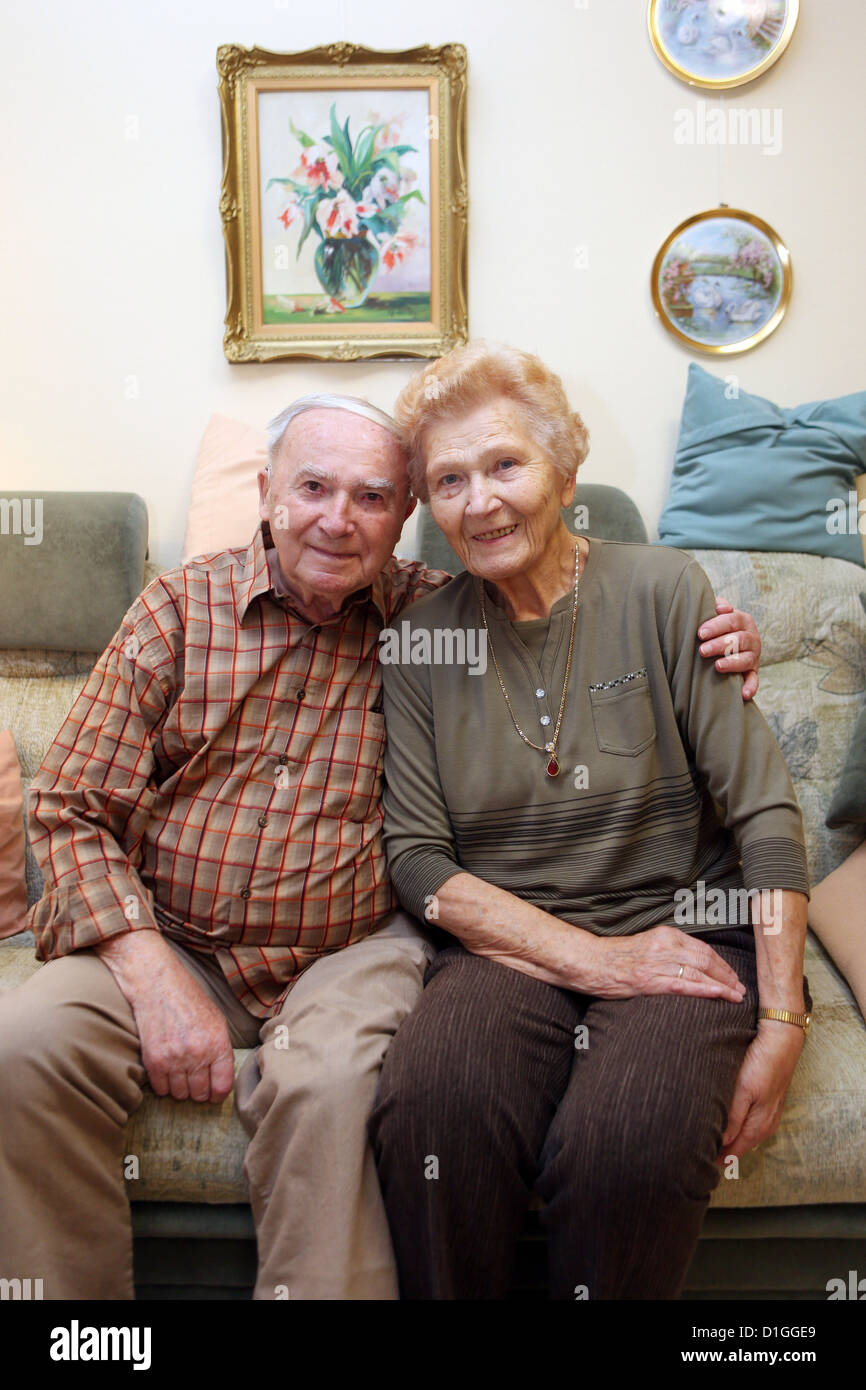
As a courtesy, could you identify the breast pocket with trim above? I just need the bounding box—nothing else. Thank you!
[588,671,656,757]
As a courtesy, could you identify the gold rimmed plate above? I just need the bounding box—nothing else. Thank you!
[648,1,799,90]
[651,208,792,354]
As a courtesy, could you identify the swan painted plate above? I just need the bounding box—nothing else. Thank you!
[648,0,799,90]
[651,209,791,354]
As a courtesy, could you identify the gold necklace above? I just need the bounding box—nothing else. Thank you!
[478,540,580,777]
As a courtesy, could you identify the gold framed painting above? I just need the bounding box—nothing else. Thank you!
[651,208,792,355]
[647,1,799,90]
[217,42,468,362]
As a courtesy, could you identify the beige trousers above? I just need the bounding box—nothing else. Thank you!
[0,911,435,1300]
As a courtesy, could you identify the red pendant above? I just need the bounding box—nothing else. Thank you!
[546,755,560,777]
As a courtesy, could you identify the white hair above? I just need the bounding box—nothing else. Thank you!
[265,393,404,475]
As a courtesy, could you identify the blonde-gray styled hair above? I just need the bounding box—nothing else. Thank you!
[392,341,591,502]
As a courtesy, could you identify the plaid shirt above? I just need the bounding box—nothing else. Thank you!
[27,524,448,1017]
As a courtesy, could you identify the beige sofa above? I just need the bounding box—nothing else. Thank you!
[2,488,865,1298]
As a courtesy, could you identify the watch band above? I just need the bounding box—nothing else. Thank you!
[757,1006,811,1036]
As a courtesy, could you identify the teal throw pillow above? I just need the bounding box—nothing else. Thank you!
[657,365,866,566]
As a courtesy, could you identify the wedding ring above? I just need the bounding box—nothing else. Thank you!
[677,963,685,979]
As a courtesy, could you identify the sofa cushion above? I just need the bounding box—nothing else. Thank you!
[691,549,866,888]
[182,415,267,564]
[124,1051,253,1203]
[0,493,149,651]
[658,366,866,566]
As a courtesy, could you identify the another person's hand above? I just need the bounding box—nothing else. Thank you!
[588,924,746,1003]
[697,597,761,701]
[96,930,235,1103]
[717,1021,805,1163]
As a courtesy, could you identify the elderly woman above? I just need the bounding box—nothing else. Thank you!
[368,341,811,1301]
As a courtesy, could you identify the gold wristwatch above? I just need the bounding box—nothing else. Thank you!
[757,1006,811,1036]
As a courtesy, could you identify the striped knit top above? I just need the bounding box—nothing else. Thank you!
[381,537,809,937]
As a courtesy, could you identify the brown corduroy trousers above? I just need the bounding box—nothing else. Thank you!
[368,926,766,1301]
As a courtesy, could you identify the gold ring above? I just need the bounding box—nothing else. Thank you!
[677,963,685,979]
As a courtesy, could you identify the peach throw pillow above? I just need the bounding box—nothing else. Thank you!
[0,730,28,938]
[182,414,268,563]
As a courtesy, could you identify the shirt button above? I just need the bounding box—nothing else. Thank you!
[240,886,251,900]
[536,688,545,698]
[540,715,551,727]
[296,688,306,700]
[258,814,268,828]
[278,754,289,765]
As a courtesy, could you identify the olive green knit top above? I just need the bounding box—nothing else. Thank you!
[381,537,809,936]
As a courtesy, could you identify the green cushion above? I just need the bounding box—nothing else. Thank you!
[416,483,648,574]
[0,492,148,651]
[658,366,866,566]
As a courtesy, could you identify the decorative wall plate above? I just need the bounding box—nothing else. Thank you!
[651,208,791,353]
[648,1,799,90]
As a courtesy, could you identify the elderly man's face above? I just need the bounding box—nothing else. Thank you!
[259,408,415,619]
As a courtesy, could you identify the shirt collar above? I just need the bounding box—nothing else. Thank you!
[234,522,388,626]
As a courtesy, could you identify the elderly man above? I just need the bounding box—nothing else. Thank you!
[0,394,762,1301]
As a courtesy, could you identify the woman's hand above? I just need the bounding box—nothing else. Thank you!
[718,1021,805,1163]
[585,924,746,1002]
[698,597,762,701]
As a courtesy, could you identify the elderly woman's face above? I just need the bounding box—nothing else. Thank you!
[423,396,575,581]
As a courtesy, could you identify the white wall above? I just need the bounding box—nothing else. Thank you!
[2,0,863,569]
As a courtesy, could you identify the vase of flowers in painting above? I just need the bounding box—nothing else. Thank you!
[311,184,385,307]
[269,104,424,314]
[313,231,380,309]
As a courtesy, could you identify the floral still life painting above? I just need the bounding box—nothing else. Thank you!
[651,210,791,354]
[261,93,430,323]
[648,0,799,89]
[218,43,468,361]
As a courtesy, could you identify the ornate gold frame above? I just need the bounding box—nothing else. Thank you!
[647,0,799,91]
[651,208,792,356]
[217,42,468,362]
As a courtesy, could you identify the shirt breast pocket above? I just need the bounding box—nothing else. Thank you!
[324,705,387,821]
[588,671,656,757]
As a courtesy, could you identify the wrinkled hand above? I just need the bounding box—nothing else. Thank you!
[133,969,235,1104]
[96,930,235,1103]
[698,597,761,701]
[717,1022,804,1163]
[588,924,746,1002]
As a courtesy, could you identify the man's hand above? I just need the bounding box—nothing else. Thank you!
[697,597,762,701]
[95,930,235,1103]
[717,1021,804,1163]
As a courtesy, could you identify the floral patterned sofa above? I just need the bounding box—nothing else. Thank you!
[1,488,865,1298]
